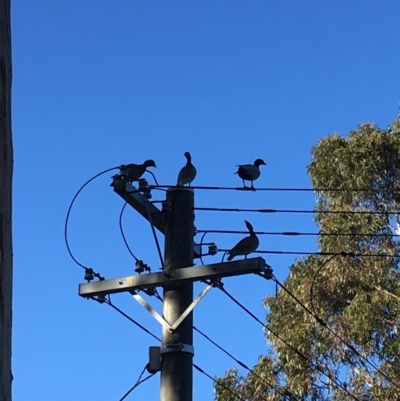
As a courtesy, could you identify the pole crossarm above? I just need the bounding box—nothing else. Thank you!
[112,178,201,258]
[78,257,271,298]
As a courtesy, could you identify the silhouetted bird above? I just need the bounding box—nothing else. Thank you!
[227,220,259,261]
[111,159,156,184]
[177,152,197,186]
[235,158,266,190]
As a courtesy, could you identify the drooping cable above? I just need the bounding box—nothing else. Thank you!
[269,273,400,392]
[118,364,155,401]
[193,326,299,401]
[218,285,363,401]
[144,200,164,268]
[65,166,118,273]
[118,202,139,262]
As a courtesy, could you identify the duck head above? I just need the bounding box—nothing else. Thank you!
[184,151,192,162]
[244,220,255,233]
[144,159,157,168]
[254,158,267,167]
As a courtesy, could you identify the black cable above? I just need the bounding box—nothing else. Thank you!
[193,364,247,401]
[193,326,299,401]
[194,206,397,216]
[118,202,139,262]
[218,286,363,401]
[217,248,398,259]
[196,229,400,238]
[119,364,155,401]
[150,185,400,193]
[146,170,160,186]
[270,274,400,392]
[144,200,164,268]
[199,231,210,265]
[103,296,246,401]
[104,298,161,342]
[65,166,118,272]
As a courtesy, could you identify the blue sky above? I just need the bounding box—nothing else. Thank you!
[11,1,400,400]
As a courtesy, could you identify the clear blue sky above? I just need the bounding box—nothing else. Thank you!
[12,1,400,400]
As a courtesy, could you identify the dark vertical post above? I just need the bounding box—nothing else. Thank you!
[0,0,13,400]
[161,187,194,401]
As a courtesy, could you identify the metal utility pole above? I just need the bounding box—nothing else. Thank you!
[161,187,194,401]
[79,177,272,401]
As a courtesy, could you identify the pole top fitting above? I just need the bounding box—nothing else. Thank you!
[161,343,194,356]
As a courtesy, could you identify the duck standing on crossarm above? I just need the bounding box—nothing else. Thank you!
[111,159,156,185]
[227,220,259,261]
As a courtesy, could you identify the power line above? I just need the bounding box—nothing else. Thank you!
[193,325,300,401]
[194,206,398,215]
[119,202,140,262]
[104,297,161,342]
[218,285,363,401]
[197,229,400,238]
[103,297,246,401]
[65,166,118,274]
[119,364,155,401]
[150,184,400,193]
[269,274,400,392]
[217,248,399,259]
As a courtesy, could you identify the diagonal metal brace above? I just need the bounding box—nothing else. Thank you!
[130,284,213,331]
[131,291,173,330]
[169,284,213,332]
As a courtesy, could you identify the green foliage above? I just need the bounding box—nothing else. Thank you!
[215,114,400,400]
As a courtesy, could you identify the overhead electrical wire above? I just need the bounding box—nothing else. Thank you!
[65,166,118,275]
[193,206,398,215]
[217,285,363,401]
[102,297,247,401]
[104,297,161,342]
[196,229,400,238]
[216,248,398,259]
[118,364,155,401]
[149,184,400,193]
[193,326,300,401]
[269,274,400,392]
[119,202,140,262]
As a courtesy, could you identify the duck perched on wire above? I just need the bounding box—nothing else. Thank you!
[227,220,259,261]
[111,159,156,185]
[177,152,197,186]
[235,158,266,190]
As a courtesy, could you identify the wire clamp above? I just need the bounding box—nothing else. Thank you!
[161,343,194,356]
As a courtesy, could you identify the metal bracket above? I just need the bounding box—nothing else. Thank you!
[169,284,213,332]
[161,343,194,356]
[131,284,213,332]
[131,291,172,330]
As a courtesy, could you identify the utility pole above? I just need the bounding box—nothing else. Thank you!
[161,187,194,401]
[78,177,272,401]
